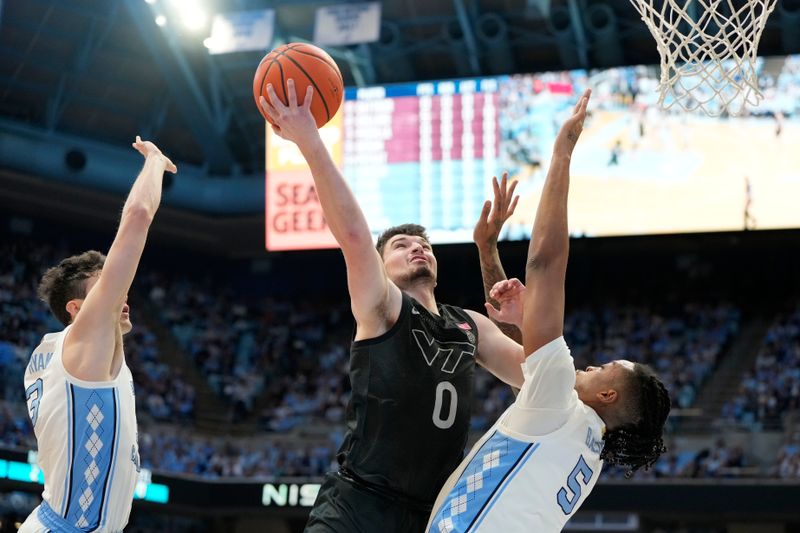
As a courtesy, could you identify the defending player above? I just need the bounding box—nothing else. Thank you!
[261,82,525,532]
[427,90,671,532]
[20,137,176,532]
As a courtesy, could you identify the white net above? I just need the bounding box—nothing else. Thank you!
[628,0,778,116]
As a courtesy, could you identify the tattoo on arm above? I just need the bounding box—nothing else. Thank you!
[480,252,523,344]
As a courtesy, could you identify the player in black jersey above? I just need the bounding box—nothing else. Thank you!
[261,81,526,532]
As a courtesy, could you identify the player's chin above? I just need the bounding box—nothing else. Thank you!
[409,265,436,282]
[120,318,133,335]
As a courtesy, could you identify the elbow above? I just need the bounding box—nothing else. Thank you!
[122,204,155,227]
[526,246,568,281]
[526,252,549,275]
[339,228,374,252]
[528,235,567,264]
[513,347,526,367]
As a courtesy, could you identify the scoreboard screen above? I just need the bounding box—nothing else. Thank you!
[265,78,502,250]
[342,79,501,244]
[265,55,800,251]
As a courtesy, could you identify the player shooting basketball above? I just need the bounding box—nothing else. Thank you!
[261,80,526,533]
[426,90,671,532]
[21,137,176,532]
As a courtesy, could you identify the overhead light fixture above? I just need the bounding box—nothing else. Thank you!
[155,15,167,26]
[172,0,209,32]
[182,10,208,31]
[145,0,157,4]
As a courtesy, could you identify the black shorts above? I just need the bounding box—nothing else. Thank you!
[304,472,432,533]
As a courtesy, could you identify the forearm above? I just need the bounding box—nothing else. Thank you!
[478,245,523,343]
[528,154,570,266]
[299,137,373,247]
[124,153,168,220]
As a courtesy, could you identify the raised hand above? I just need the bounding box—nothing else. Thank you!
[485,278,526,329]
[473,172,520,251]
[131,136,177,173]
[553,88,591,160]
[259,79,318,147]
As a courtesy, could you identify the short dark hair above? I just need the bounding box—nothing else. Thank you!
[600,363,671,477]
[38,250,106,326]
[375,223,430,257]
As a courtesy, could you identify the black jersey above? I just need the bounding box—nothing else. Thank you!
[337,293,479,504]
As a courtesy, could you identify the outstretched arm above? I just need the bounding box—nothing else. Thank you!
[522,90,590,356]
[474,173,522,344]
[466,310,524,388]
[261,83,401,339]
[64,137,177,380]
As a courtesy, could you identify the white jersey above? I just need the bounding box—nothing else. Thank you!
[20,325,140,533]
[427,337,605,533]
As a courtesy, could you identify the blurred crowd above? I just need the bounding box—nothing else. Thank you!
[0,237,798,481]
[722,306,800,430]
[139,271,352,424]
[774,430,800,479]
[138,430,336,480]
[567,304,740,410]
[604,438,750,480]
[0,239,195,427]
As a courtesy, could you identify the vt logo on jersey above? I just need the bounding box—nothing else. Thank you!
[412,329,475,373]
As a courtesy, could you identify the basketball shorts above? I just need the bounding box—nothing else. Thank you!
[304,471,432,533]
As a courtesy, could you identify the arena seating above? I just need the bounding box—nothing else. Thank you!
[1,238,797,480]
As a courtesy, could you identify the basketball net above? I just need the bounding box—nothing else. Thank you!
[629,0,777,116]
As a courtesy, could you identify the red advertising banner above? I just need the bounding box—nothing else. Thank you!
[265,111,343,251]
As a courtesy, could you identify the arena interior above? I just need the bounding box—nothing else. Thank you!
[1,0,800,532]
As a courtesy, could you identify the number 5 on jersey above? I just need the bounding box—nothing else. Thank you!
[557,455,594,515]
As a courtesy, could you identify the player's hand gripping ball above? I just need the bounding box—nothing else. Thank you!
[253,43,344,128]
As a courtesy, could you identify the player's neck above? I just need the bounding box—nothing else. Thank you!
[111,328,125,377]
[404,285,438,315]
[584,400,617,429]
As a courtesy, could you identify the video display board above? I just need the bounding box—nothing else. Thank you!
[265,55,800,251]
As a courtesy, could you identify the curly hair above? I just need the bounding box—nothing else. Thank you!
[37,250,106,326]
[375,223,430,257]
[600,363,671,477]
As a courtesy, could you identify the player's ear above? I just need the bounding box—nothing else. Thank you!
[65,299,82,323]
[596,388,618,405]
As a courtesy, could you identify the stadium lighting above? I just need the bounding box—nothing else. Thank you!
[145,0,157,4]
[172,0,209,32]
[181,9,208,31]
[155,14,167,26]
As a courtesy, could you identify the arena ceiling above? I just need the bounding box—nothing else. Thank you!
[1,0,798,178]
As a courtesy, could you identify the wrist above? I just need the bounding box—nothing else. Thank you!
[476,243,499,258]
[146,152,167,165]
[476,239,498,253]
[297,132,326,158]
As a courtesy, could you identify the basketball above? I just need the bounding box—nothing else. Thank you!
[253,43,344,128]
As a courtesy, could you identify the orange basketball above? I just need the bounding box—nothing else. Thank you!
[253,43,344,129]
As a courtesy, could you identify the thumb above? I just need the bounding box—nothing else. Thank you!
[485,302,501,321]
